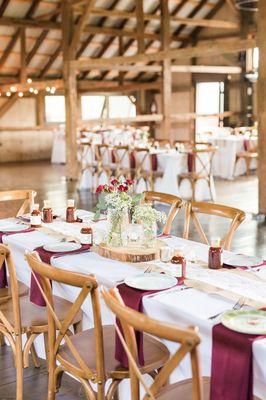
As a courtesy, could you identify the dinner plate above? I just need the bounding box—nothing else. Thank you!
[43,243,82,253]
[0,224,28,232]
[124,273,177,291]
[221,310,266,334]
[224,254,263,268]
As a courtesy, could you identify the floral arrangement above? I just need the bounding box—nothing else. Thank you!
[132,204,166,226]
[94,179,141,220]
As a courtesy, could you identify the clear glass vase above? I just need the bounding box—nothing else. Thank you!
[143,222,157,248]
[107,208,129,247]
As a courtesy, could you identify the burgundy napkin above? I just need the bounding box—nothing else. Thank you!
[187,152,195,172]
[0,228,34,288]
[210,323,266,400]
[157,233,172,239]
[30,244,91,306]
[151,154,158,171]
[130,152,136,169]
[115,278,183,368]
[244,139,249,151]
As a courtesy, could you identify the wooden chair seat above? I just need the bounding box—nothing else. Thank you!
[156,377,210,400]
[0,295,82,333]
[237,151,258,158]
[0,280,28,303]
[57,325,170,380]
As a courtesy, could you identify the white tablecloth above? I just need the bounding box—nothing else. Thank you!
[51,129,66,164]
[1,221,266,399]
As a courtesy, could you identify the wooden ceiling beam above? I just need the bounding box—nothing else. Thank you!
[0,0,10,17]
[69,0,96,55]
[73,37,257,71]
[0,94,18,118]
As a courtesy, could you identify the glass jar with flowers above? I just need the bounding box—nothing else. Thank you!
[94,179,140,247]
[132,204,166,248]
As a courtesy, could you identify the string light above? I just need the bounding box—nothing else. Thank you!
[29,88,34,93]
[33,89,38,94]
[10,86,17,93]
[45,86,51,92]
[50,87,56,94]
[27,78,32,83]
[18,92,24,97]
[6,91,11,97]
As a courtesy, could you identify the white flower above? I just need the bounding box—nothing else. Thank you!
[132,204,166,225]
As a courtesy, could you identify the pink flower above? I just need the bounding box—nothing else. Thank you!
[109,186,115,192]
[111,179,119,186]
[96,185,104,193]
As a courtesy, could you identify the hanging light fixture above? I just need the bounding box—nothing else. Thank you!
[235,0,258,11]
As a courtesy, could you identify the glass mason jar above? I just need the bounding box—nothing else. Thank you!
[143,221,157,248]
[107,208,129,247]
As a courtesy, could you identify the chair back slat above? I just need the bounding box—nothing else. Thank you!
[102,287,202,400]
[183,201,246,250]
[0,190,36,218]
[26,252,106,383]
[143,191,183,235]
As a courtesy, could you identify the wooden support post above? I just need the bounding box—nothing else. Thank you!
[136,0,145,54]
[35,92,45,126]
[62,1,79,180]
[118,36,125,86]
[20,27,27,83]
[258,0,266,214]
[160,0,172,142]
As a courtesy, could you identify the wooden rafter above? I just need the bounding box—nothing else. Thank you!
[20,27,26,83]
[0,94,18,118]
[0,0,10,17]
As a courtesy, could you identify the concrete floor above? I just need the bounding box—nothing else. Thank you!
[0,160,265,257]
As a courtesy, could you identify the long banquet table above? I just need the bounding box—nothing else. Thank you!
[1,216,266,399]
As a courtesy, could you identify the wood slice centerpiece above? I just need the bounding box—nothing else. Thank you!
[98,241,162,263]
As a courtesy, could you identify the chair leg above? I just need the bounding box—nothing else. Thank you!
[233,156,239,177]
[26,333,40,368]
[73,320,82,334]
[191,180,196,201]
[245,157,251,176]
[0,332,5,346]
[15,335,23,400]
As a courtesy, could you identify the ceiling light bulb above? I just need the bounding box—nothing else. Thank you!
[33,89,39,94]
[29,88,34,93]
[6,91,11,97]
[46,87,50,92]
[18,92,24,97]
[27,78,32,83]
[10,86,16,92]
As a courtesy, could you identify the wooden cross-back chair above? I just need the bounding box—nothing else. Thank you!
[26,252,169,400]
[112,145,131,179]
[234,139,258,176]
[102,287,211,400]
[183,201,246,251]
[78,141,98,191]
[0,190,36,218]
[0,245,82,400]
[95,144,114,182]
[143,191,183,235]
[132,148,163,190]
[178,146,217,201]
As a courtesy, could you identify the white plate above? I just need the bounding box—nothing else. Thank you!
[124,273,177,291]
[221,310,266,334]
[0,224,28,232]
[224,255,263,268]
[43,242,82,253]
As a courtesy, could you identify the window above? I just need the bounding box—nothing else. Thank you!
[252,47,259,70]
[195,82,225,134]
[81,95,136,120]
[109,96,136,118]
[45,95,65,123]
[81,95,106,120]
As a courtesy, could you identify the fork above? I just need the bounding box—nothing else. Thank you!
[208,297,245,320]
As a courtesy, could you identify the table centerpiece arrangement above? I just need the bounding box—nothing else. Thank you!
[94,179,166,249]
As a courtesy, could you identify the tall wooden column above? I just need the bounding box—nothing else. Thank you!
[258,0,266,214]
[20,28,26,83]
[62,1,78,180]
[160,0,172,142]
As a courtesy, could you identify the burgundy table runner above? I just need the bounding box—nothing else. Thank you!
[30,244,91,306]
[0,228,34,288]
[115,278,183,368]
[211,323,266,400]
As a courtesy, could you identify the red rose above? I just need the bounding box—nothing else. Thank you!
[111,179,119,186]
[96,185,104,193]
[118,185,128,192]
[125,179,134,186]
[109,186,115,192]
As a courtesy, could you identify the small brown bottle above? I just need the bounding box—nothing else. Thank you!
[208,239,223,269]
[80,227,93,245]
[66,199,77,223]
[171,251,186,278]
[42,200,53,223]
[30,204,42,228]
